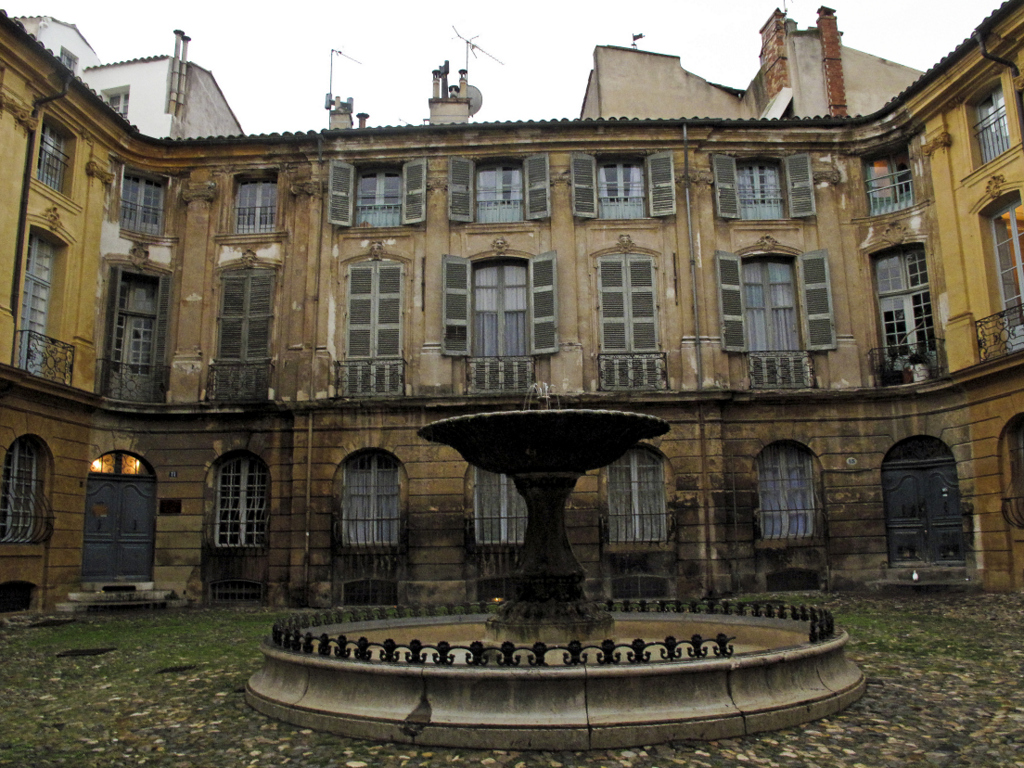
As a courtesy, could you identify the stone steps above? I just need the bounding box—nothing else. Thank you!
[56,583,187,613]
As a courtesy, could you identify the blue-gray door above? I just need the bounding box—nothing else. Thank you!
[81,475,156,581]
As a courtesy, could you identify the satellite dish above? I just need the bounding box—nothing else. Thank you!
[466,85,483,116]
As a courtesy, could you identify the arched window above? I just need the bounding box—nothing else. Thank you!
[1,437,48,544]
[607,447,667,543]
[474,468,526,545]
[340,452,400,546]
[215,454,269,547]
[757,443,817,539]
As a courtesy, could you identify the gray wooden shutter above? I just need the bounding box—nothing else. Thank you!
[152,273,172,369]
[628,256,659,351]
[448,156,474,222]
[328,161,355,227]
[529,250,558,355]
[524,153,551,220]
[712,155,740,219]
[786,154,816,218]
[599,256,628,352]
[798,249,836,350]
[347,263,375,359]
[104,266,124,363]
[376,262,403,358]
[571,153,598,218]
[245,272,275,361]
[716,251,747,352]
[646,151,676,217]
[402,158,427,225]
[218,274,247,360]
[442,254,470,355]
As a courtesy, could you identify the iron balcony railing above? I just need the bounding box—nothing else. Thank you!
[977,305,1024,361]
[869,338,945,386]
[747,350,814,389]
[336,359,405,397]
[598,352,667,391]
[598,196,645,220]
[865,169,913,216]
[476,199,523,223]
[975,108,1011,164]
[119,201,163,235]
[738,190,785,220]
[17,330,74,385]
[235,205,276,234]
[99,359,168,402]
[467,356,534,394]
[37,144,68,193]
[208,360,271,401]
[354,204,401,228]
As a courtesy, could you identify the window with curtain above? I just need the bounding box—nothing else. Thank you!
[474,469,526,545]
[120,174,164,235]
[757,443,816,539]
[476,164,523,223]
[340,452,400,546]
[356,171,402,227]
[236,179,277,234]
[215,454,269,547]
[598,162,644,219]
[737,162,784,220]
[607,448,666,543]
[743,260,797,351]
[473,261,528,357]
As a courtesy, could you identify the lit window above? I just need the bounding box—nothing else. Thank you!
[215,455,269,547]
[236,180,277,234]
[607,448,666,543]
[757,443,816,539]
[975,87,1011,164]
[356,171,401,227]
[474,469,526,545]
[120,175,164,235]
[340,452,400,546]
[865,151,913,215]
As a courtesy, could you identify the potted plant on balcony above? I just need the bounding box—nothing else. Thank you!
[907,350,931,382]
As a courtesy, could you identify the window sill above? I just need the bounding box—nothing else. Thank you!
[214,230,288,245]
[119,228,176,245]
[754,537,822,549]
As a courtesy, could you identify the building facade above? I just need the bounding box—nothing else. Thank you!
[2,4,1024,611]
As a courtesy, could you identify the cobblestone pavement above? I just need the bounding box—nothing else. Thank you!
[1,592,1022,767]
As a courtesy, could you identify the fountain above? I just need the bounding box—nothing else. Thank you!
[247,403,864,749]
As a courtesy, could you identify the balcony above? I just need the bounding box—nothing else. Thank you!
[747,351,814,389]
[865,169,913,216]
[598,352,667,391]
[208,361,271,401]
[336,359,405,397]
[467,356,534,394]
[99,359,168,402]
[869,339,945,386]
[17,330,74,385]
[977,306,1024,362]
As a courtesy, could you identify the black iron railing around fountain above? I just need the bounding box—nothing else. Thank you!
[269,598,836,665]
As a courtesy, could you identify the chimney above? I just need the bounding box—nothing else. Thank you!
[817,6,847,117]
[176,35,191,117]
[759,8,791,104]
[168,30,184,114]
[330,97,354,130]
[428,61,471,125]
[357,112,369,129]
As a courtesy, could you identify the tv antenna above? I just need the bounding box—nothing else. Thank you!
[631,33,645,49]
[325,47,362,110]
[452,27,504,71]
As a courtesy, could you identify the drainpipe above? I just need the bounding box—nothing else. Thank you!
[10,73,72,365]
[974,31,1024,150]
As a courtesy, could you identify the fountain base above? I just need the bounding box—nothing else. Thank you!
[486,598,614,643]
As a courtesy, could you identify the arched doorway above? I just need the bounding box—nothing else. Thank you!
[81,452,156,582]
[881,437,965,566]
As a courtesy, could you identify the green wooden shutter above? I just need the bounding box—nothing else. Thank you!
[402,158,427,225]
[442,254,470,355]
[786,154,816,218]
[245,272,274,361]
[716,251,747,352]
[798,249,836,350]
[571,153,598,218]
[599,256,628,351]
[529,250,558,355]
[646,151,676,217]
[448,156,474,222]
[628,256,658,351]
[712,155,740,219]
[328,160,354,226]
[218,274,247,360]
[376,262,403,358]
[524,153,550,220]
[347,264,375,359]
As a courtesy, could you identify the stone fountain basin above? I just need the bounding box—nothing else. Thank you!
[246,613,865,750]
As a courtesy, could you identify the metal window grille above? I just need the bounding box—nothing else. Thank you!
[866,168,914,215]
[975,96,1011,164]
[215,456,269,548]
[236,181,277,233]
[343,579,397,606]
[37,126,68,193]
[467,356,534,394]
[210,579,263,603]
[340,453,401,546]
[120,176,163,235]
[1,439,52,544]
[607,449,667,544]
[748,351,814,389]
[757,444,816,540]
[598,352,667,390]
[977,305,1024,361]
[337,359,404,396]
[474,469,527,546]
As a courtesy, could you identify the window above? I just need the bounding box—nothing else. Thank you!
[329,159,426,227]
[37,124,69,193]
[993,200,1024,310]
[743,260,798,351]
[476,165,523,224]
[976,86,1011,164]
[120,174,164,235]
[1,438,46,544]
[236,179,277,234]
[103,269,170,401]
[340,452,400,546]
[865,150,913,215]
[343,259,403,395]
[756,443,816,540]
[104,89,129,119]
[474,469,526,545]
[21,235,54,339]
[211,270,274,400]
[570,152,675,219]
[876,246,934,349]
[59,47,77,73]
[215,454,269,547]
[607,448,666,543]
[356,171,401,227]
[448,155,550,223]
[473,261,528,357]
[712,154,815,219]
[597,253,665,390]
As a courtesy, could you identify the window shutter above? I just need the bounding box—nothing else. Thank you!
[628,256,659,351]
[646,151,676,217]
[245,272,275,361]
[570,153,598,218]
[448,156,474,222]
[104,266,124,362]
[218,274,247,360]
[401,158,427,225]
[442,254,470,355]
[529,250,558,355]
[712,155,740,219]
[798,249,836,350]
[375,262,403,358]
[328,160,354,227]
[524,153,551,220]
[716,251,747,352]
[347,264,375,359]
[152,273,172,371]
[599,256,628,351]
[785,154,816,218]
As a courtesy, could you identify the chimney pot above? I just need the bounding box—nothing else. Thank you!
[357,112,369,129]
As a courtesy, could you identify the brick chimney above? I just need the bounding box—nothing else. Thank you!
[759,8,791,103]
[817,6,848,117]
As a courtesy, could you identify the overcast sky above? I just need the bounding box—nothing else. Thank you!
[6,0,1003,136]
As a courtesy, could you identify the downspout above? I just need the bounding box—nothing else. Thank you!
[11,73,72,365]
[974,31,1024,149]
